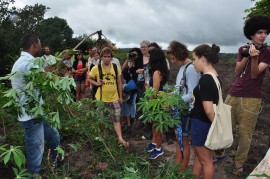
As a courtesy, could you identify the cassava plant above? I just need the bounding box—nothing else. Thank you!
[0,144,31,178]
[0,56,76,129]
[137,84,188,132]
[155,159,195,179]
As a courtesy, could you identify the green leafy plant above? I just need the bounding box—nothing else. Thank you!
[137,84,188,132]
[13,168,31,179]
[0,56,76,129]
[155,159,195,179]
[0,144,26,169]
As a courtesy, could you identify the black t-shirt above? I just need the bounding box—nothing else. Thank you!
[190,74,220,123]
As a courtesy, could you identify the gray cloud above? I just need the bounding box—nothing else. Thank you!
[15,0,262,52]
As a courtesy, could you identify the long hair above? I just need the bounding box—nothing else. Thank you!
[73,51,87,69]
[129,48,143,69]
[148,48,169,84]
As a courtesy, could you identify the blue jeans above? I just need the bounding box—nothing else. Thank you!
[122,93,137,118]
[20,118,60,174]
[128,93,137,118]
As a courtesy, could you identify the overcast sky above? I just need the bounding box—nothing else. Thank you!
[14,0,261,53]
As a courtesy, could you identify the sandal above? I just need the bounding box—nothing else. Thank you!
[119,140,129,152]
[225,165,246,177]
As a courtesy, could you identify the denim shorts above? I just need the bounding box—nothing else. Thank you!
[74,75,86,84]
[191,118,211,146]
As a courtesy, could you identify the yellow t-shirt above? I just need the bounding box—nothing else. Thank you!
[89,63,121,102]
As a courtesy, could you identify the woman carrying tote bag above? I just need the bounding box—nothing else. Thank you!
[190,44,221,179]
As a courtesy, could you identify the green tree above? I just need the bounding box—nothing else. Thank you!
[15,3,49,34]
[0,0,16,24]
[0,0,18,76]
[245,0,270,19]
[35,17,74,52]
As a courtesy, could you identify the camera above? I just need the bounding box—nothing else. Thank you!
[128,52,137,59]
[241,43,258,57]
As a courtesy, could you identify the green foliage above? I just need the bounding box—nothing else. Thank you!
[245,0,270,19]
[0,144,26,169]
[95,155,150,179]
[155,159,195,179]
[61,98,113,138]
[35,17,74,52]
[55,146,64,159]
[138,85,188,132]
[219,53,237,64]
[95,157,194,179]
[15,4,49,34]
[0,0,16,24]
[114,50,128,63]
[0,56,75,129]
[12,168,31,179]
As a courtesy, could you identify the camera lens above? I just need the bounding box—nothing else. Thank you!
[128,52,137,59]
[241,44,250,57]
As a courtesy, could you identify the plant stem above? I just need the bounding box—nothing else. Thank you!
[101,140,116,162]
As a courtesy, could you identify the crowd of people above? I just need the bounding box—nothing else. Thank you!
[10,14,270,178]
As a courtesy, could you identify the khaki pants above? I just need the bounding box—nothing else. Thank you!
[225,95,261,166]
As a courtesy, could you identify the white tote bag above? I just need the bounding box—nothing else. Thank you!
[204,73,233,150]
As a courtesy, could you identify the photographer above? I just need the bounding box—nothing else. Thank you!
[121,48,143,131]
[225,15,270,176]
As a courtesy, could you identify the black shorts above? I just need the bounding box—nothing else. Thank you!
[74,76,86,84]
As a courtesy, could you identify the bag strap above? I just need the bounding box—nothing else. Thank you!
[112,63,119,98]
[182,62,193,94]
[98,64,103,100]
[204,72,223,105]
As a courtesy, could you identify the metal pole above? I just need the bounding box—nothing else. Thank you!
[73,30,102,50]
